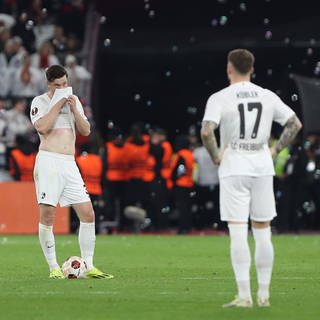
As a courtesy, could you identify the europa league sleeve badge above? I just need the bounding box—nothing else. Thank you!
[31,106,38,116]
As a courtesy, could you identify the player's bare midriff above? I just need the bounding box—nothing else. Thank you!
[38,128,75,155]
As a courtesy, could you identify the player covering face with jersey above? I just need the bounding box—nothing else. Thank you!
[201,49,302,307]
[30,65,113,279]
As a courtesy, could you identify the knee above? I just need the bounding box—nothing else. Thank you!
[80,210,95,223]
[41,216,54,226]
[40,206,56,226]
[74,202,96,223]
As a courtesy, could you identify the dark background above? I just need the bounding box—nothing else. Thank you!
[92,0,320,140]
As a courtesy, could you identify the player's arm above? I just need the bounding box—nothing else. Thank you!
[271,114,302,157]
[201,120,221,165]
[34,98,67,135]
[67,95,91,136]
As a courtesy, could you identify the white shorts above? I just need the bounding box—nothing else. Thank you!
[219,175,276,222]
[34,150,90,207]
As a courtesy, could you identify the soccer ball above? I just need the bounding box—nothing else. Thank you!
[62,256,87,279]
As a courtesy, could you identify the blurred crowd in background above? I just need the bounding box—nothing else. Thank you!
[0,0,91,172]
[1,1,320,234]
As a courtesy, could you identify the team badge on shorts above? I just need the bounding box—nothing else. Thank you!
[41,192,46,199]
[83,184,89,195]
[31,107,38,116]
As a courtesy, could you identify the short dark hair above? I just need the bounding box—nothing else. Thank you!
[228,49,254,75]
[45,65,68,82]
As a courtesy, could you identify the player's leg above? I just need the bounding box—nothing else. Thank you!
[251,175,276,307]
[72,201,96,271]
[34,151,64,278]
[73,201,114,279]
[39,204,63,278]
[62,159,113,279]
[251,221,273,307]
[224,222,252,307]
[220,176,253,307]
[60,159,96,270]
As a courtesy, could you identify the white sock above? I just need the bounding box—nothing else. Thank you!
[79,221,96,271]
[252,227,274,299]
[38,223,59,272]
[228,224,252,300]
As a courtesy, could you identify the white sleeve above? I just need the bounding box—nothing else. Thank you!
[30,96,48,125]
[75,96,88,120]
[202,93,222,126]
[270,91,295,126]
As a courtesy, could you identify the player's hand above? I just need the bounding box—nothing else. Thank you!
[213,157,221,165]
[213,153,222,165]
[66,95,77,112]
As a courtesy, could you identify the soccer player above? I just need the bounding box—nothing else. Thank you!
[30,65,113,279]
[201,49,302,307]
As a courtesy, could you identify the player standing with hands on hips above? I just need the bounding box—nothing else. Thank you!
[30,65,114,279]
[201,49,302,307]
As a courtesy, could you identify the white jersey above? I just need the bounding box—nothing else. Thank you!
[203,81,295,178]
[30,92,87,140]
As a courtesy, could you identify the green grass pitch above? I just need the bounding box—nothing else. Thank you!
[1,234,319,320]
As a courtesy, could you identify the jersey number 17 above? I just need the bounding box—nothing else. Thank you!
[238,102,262,139]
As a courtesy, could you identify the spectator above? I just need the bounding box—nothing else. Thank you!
[271,134,291,232]
[101,127,128,232]
[58,0,86,41]
[49,25,67,62]
[10,53,43,98]
[147,128,172,231]
[64,54,91,97]
[0,98,8,169]
[0,39,15,70]
[155,128,173,190]
[278,138,309,232]
[170,134,195,234]
[0,66,10,97]
[0,104,12,181]
[26,0,46,24]
[9,36,27,70]
[188,125,201,151]
[193,144,221,230]
[33,16,55,51]
[11,12,36,53]
[124,122,151,232]
[5,98,35,156]
[0,27,11,51]
[66,32,81,56]
[76,145,105,233]
[9,134,37,181]
[304,135,320,229]
[30,40,59,69]
[0,13,15,30]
